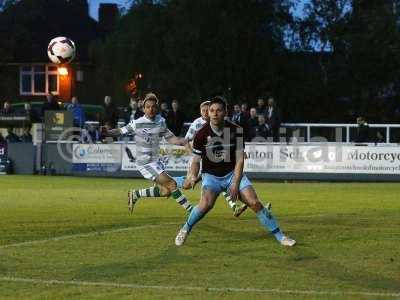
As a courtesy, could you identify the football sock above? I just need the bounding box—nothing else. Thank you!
[183,206,205,232]
[222,191,237,210]
[173,176,186,189]
[256,206,284,241]
[171,189,193,212]
[135,186,161,198]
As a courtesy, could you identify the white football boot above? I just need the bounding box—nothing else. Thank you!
[175,228,189,246]
[279,236,296,247]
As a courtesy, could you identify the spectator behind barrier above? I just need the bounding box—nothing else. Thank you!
[6,127,20,143]
[160,101,169,119]
[137,98,144,112]
[1,100,14,115]
[255,115,269,139]
[126,97,144,123]
[67,96,86,127]
[265,97,281,142]
[166,99,186,136]
[102,96,118,127]
[20,127,32,143]
[241,103,250,118]
[41,93,60,120]
[248,107,258,140]
[256,98,266,116]
[231,103,250,141]
[231,104,242,124]
[355,116,370,143]
[23,102,40,123]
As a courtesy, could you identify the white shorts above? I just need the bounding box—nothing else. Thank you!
[137,160,166,181]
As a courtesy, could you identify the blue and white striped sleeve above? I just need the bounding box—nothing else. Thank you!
[120,120,136,135]
[160,119,174,139]
[184,121,198,141]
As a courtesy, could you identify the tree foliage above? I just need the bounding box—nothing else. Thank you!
[92,0,293,115]
[1,0,400,122]
[295,0,400,122]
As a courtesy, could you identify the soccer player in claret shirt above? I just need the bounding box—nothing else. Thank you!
[174,100,249,217]
[175,96,296,247]
[174,101,248,217]
[102,92,194,213]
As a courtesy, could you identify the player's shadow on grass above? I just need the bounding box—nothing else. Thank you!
[289,247,400,292]
[198,222,269,242]
[73,245,193,281]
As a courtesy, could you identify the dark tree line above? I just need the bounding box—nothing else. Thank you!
[1,0,400,122]
[91,0,400,122]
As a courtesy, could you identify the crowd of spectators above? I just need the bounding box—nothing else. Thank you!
[0,93,394,144]
[229,97,282,142]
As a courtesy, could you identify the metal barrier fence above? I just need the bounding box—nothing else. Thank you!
[281,123,400,144]
[47,121,400,144]
[24,121,400,145]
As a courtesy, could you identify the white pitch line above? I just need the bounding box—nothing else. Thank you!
[0,276,399,298]
[290,214,330,218]
[0,223,178,250]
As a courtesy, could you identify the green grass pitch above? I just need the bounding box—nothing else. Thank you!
[0,175,399,299]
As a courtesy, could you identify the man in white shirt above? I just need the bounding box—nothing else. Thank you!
[103,93,194,213]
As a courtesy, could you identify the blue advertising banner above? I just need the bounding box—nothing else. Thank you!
[0,143,9,174]
[0,143,7,159]
[72,144,122,172]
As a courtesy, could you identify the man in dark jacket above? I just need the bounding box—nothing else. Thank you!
[41,93,60,120]
[256,98,266,116]
[130,98,144,121]
[1,101,14,115]
[20,127,33,143]
[355,116,370,143]
[231,104,250,141]
[160,102,169,119]
[23,102,40,123]
[166,99,186,136]
[247,107,259,141]
[6,128,20,143]
[265,97,281,142]
[102,96,118,127]
[255,115,270,139]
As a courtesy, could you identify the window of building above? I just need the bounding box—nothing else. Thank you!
[19,65,59,95]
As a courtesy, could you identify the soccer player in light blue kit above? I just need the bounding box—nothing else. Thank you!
[175,96,296,247]
[103,93,194,213]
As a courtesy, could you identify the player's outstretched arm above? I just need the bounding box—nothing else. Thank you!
[187,154,201,189]
[230,150,245,200]
[165,135,189,147]
[101,127,123,137]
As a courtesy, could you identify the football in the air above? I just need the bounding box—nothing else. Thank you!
[47,37,76,64]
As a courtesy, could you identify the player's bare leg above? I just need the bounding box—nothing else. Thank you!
[239,186,296,247]
[175,188,217,246]
[128,172,194,213]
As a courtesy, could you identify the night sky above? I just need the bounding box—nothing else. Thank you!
[88,0,130,20]
[88,0,307,20]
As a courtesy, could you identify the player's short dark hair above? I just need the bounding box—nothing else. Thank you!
[209,96,227,111]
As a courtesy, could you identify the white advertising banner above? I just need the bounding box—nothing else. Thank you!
[244,144,400,174]
[72,144,121,164]
[74,143,400,175]
[121,144,191,171]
